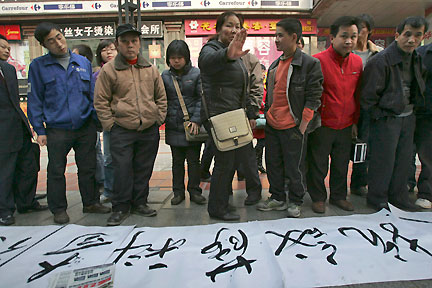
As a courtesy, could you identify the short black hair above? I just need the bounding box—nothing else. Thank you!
[297,37,305,47]
[260,63,266,71]
[276,18,302,42]
[166,39,190,66]
[215,11,244,33]
[34,22,61,45]
[396,16,429,34]
[330,16,361,37]
[96,39,115,66]
[0,34,7,42]
[72,44,93,63]
[357,14,375,32]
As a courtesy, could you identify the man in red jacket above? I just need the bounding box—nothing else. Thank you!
[307,16,363,214]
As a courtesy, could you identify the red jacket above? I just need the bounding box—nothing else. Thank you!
[313,46,362,130]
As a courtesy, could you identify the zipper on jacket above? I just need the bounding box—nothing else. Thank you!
[286,63,298,123]
[131,66,142,125]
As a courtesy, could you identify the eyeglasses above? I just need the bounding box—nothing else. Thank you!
[101,47,116,53]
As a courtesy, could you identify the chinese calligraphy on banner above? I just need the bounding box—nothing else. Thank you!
[59,23,115,39]
[0,207,431,288]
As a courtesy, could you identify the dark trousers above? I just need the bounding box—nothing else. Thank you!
[265,125,307,204]
[228,143,262,196]
[110,124,159,212]
[170,145,202,197]
[415,115,432,201]
[307,125,352,202]
[367,114,415,205]
[0,128,38,217]
[351,108,370,188]
[208,142,261,216]
[200,138,215,177]
[46,120,98,213]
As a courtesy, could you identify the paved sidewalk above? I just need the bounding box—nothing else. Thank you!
[14,132,432,287]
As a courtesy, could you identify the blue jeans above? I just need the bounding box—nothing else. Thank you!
[103,131,113,198]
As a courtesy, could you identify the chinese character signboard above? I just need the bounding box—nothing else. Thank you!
[185,19,317,36]
[140,21,163,38]
[59,23,115,39]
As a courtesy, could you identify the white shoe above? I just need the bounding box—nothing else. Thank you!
[415,198,432,209]
[287,203,301,218]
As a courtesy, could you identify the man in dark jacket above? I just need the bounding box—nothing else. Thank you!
[256,18,323,218]
[362,16,428,211]
[308,16,363,214]
[27,23,110,225]
[411,38,432,209]
[0,35,48,226]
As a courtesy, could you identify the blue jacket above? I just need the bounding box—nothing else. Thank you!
[416,43,432,116]
[161,63,202,147]
[27,50,95,135]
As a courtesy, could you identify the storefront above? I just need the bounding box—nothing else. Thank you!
[185,18,317,69]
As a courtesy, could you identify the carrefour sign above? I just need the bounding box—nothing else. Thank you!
[0,0,312,14]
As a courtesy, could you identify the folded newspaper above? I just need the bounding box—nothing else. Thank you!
[48,263,115,288]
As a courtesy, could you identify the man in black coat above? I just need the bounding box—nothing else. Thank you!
[0,35,47,226]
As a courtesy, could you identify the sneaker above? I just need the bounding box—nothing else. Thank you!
[256,198,288,211]
[171,195,185,205]
[131,204,157,217]
[287,203,301,218]
[0,215,15,226]
[100,194,111,203]
[53,210,70,224]
[415,198,432,209]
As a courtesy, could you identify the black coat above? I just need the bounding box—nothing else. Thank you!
[161,63,202,147]
[198,40,256,122]
[361,41,425,120]
[0,61,32,153]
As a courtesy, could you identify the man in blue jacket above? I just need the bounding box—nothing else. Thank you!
[414,42,432,209]
[27,22,110,224]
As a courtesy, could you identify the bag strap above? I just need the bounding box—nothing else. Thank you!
[171,75,190,122]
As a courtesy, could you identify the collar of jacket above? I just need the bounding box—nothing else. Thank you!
[386,41,419,66]
[114,53,151,70]
[169,61,192,76]
[43,49,79,66]
[328,45,352,65]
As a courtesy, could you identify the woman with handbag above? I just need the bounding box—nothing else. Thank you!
[162,40,207,206]
[198,11,261,221]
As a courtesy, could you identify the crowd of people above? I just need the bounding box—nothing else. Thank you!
[0,10,431,226]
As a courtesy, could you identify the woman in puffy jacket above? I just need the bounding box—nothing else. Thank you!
[198,11,261,221]
[162,40,207,206]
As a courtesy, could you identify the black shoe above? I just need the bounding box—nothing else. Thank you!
[244,195,261,206]
[131,204,157,217]
[389,200,421,212]
[107,211,130,226]
[17,202,49,214]
[366,200,390,212]
[53,210,70,224]
[83,203,111,214]
[34,193,47,200]
[350,186,368,197]
[210,212,240,221]
[258,166,267,174]
[171,195,185,205]
[0,215,15,226]
[228,204,236,212]
[190,194,207,205]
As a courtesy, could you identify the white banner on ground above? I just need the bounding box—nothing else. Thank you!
[0,207,431,288]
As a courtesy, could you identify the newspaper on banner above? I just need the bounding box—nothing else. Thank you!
[48,263,115,288]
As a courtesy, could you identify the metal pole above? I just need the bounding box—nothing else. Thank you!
[137,0,142,54]
[118,0,122,25]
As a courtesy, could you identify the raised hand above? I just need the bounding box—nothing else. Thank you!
[227,28,250,60]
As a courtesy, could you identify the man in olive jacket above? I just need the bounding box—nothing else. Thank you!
[94,24,167,226]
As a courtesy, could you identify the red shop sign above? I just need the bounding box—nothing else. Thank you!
[185,19,317,36]
[0,25,21,40]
